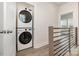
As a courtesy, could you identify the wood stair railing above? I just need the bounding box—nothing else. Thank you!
[49,26,78,56]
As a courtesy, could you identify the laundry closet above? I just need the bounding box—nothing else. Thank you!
[0,2,34,56]
[16,2,34,51]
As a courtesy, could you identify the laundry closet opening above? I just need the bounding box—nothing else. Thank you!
[16,2,34,53]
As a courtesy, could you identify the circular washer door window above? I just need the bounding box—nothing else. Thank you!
[19,10,32,23]
[19,32,32,44]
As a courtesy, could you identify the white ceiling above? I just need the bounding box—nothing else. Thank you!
[54,2,66,5]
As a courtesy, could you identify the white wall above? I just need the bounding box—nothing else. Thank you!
[76,2,79,46]
[58,2,78,27]
[28,2,58,48]
[0,2,4,56]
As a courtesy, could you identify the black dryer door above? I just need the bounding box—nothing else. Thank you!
[19,10,32,23]
[19,32,32,44]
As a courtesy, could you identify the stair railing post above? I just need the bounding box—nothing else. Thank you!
[49,26,54,56]
[69,28,71,56]
[75,27,78,47]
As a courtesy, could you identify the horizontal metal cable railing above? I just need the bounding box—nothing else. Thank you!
[49,26,78,56]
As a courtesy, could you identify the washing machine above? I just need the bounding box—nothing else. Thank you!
[17,7,32,28]
[17,28,32,51]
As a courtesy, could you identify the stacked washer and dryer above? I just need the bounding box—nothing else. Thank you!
[16,3,33,51]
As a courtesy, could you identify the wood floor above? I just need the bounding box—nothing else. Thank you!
[16,45,49,56]
[16,45,79,56]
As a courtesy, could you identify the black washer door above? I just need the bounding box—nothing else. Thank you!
[19,10,32,23]
[19,32,32,44]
